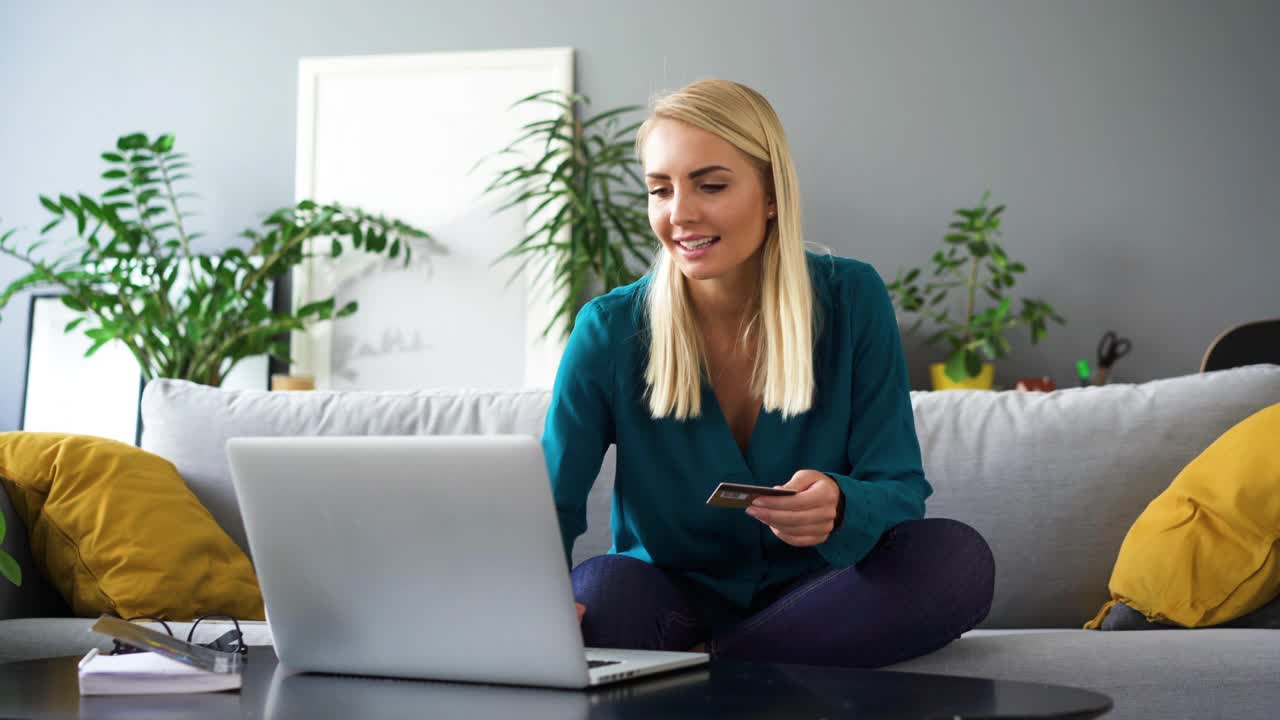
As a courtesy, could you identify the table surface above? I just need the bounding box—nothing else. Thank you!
[0,648,1112,720]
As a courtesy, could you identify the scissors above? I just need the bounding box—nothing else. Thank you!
[1094,330,1132,385]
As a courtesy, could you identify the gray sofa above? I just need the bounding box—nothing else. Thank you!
[3,365,1280,719]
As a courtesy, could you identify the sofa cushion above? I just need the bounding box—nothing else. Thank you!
[0,432,264,621]
[886,628,1280,720]
[1087,402,1280,629]
[911,365,1280,628]
[140,380,618,567]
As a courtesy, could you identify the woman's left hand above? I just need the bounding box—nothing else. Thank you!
[745,469,842,547]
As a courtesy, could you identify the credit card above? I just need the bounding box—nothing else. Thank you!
[705,481,797,509]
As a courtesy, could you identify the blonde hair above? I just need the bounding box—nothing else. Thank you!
[635,79,815,421]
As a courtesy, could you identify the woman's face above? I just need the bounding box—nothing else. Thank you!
[643,119,774,283]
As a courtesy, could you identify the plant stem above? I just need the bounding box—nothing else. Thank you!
[189,316,299,383]
[239,222,316,295]
[156,155,194,261]
[966,254,978,347]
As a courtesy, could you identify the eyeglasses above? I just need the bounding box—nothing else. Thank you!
[107,613,249,659]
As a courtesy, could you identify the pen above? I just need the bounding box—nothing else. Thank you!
[1076,359,1091,387]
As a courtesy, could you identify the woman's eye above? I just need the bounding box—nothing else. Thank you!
[648,184,725,197]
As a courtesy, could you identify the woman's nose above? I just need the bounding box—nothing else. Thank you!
[668,189,700,226]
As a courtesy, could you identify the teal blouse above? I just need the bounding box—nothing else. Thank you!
[541,253,931,614]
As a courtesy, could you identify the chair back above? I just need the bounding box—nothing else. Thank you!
[1201,318,1280,372]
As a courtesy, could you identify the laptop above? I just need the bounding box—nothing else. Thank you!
[225,435,709,689]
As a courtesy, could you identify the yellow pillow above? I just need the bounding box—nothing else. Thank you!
[1085,402,1280,628]
[0,432,264,621]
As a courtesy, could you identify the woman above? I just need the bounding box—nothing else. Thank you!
[541,78,994,668]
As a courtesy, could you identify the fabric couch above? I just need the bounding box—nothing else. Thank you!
[2,365,1279,719]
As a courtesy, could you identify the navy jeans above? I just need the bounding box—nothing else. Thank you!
[571,518,995,668]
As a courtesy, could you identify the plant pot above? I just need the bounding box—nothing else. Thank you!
[930,362,995,391]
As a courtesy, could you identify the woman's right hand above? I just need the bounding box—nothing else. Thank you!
[575,602,586,623]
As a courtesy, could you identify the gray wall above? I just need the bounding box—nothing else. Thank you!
[2,0,1277,430]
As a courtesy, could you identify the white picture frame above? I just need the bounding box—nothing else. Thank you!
[21,294,144,444]
[291,48,575,391]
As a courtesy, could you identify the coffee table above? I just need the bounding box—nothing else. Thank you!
[0,648,1111,719]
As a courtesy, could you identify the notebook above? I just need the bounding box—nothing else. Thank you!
[78,649,242,696]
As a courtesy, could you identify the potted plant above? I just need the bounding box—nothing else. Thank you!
[0,132,433,386]
[477,90,654,339]
[0,508,19,587]
[886,191,1064,390]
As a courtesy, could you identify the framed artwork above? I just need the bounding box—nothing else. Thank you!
[291,48,575,391]
[20,294,269,445]
[21,294,144,444]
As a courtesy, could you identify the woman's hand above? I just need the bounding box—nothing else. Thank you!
[575,602,586,623]
[745,469,842,547]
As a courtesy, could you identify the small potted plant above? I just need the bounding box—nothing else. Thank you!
[887,191,1064,390]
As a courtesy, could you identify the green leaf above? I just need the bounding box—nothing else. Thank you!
[330,238,343,257]
[64,317,86,333]
[84,338,110,358]
[39,195,64,215]
[102,169,127,180]
[85,327,116,342]
[0,550,20,587]
[0,507,5,543]
[117,133,148,151]
[152,134,176,153]
[964,350,983,378]
[101,152,125,163]
[993,297,1011,322]
[298,298,336,319]
[944,350,970,382]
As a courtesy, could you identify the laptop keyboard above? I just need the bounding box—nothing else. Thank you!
[587,659,622,669]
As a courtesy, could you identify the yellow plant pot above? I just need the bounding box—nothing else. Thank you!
[930,362,995,390]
